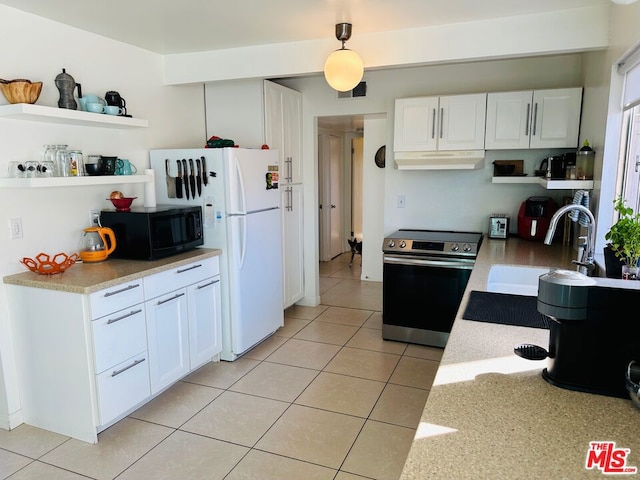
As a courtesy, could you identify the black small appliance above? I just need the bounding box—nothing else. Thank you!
[516,270,640,398]
[100,205,203,260]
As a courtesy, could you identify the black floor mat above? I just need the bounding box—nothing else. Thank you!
[462,290,550,329]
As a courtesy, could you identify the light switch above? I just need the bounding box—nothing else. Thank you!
[397,195,406,208]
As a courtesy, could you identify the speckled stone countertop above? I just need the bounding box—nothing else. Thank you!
[400,238,640,479]
[3,248,221,294]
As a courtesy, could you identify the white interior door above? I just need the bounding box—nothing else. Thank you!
[318,134,344,261]
[329,135,343,259]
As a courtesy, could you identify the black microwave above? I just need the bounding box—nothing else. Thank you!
[100,205,204,260]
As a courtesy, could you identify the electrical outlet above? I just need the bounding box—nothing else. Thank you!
[89,209,100,226]
[9,218,23,239]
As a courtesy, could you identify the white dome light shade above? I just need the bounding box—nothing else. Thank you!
[324,48,364,92]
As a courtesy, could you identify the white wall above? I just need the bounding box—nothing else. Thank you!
[585,3,640,252]
[278,54,583,295]
[0,6,204,429]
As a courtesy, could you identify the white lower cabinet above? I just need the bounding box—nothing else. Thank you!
[143,256,222,393]
[187,277,222,369]
[6,254,221,444]
[281,184,304,308]
[95,353,149,427]
[145,289,190,394]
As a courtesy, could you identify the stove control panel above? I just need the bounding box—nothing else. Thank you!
[383,239,479,256]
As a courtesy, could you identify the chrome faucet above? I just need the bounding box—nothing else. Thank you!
[544,204,596,275]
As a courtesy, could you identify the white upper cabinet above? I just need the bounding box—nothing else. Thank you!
[485,88,583,149]
[264,80,302,184]
[394,93,487,152]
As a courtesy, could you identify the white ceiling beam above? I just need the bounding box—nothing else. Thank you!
[163,5,610,85]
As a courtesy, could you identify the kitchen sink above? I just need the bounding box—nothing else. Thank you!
[486,264,552,296]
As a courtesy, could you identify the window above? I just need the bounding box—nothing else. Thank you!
[619,48,640,210]
[621,106,640,212]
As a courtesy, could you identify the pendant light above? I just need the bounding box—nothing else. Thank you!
[324,23,364,92]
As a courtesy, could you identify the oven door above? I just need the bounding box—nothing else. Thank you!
[382,254,474,347]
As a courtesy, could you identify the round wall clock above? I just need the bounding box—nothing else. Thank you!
[375,145,386,168]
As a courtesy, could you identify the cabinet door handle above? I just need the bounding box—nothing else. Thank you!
[525,103,531,136]
[177,264,202,274]
[439,107,444,139]
[431,108,436,139]
[106,309,143,324]
[532,103,538,136]
[287,156,293,182]
[157,292,185,305]
[196,279,220,289]
[111,358,145,377]
[288,187,293,211]
[103,283,141,297]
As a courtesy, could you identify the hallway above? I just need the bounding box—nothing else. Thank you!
[0,254,443,480]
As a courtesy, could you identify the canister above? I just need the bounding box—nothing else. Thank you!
[68,150,84,176]
[576,140,594,180]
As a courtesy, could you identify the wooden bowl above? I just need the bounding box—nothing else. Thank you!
[21,252,79,275]
[0,80,43,104]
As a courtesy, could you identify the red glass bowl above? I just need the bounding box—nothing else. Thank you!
[108,196,137,211]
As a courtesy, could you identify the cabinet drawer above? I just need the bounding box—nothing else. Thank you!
[96,352,150,427]
[92,306,147,374]
[90,281,144,320]
[144,256,219,300]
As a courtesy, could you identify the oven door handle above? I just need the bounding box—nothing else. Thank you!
[383,255,475,270]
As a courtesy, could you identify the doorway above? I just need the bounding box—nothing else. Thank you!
[318,115,364,262]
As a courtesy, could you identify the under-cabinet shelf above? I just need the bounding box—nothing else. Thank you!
[538,178,594,189]
[492,176,594,190]
[0,103,148,128]
[0,174,152,188]
[491,176,539,184]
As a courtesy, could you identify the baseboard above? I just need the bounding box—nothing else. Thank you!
[0,409,24,431]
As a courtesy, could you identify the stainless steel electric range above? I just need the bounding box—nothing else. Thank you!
[382,229,483,348]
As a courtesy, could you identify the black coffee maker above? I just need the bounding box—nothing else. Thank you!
[105,91,127,116]
[516,270,640,398]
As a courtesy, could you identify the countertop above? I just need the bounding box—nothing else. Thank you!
[3,248,221,294]
[400,238,640,479]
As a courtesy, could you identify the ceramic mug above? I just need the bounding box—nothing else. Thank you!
[78,94,104,111]
[86,102,104,114]
[101,156,117,175]
[104,105,123,116]
[115,159,137,175]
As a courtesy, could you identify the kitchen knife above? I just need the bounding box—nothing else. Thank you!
[201,156,208,186]
[165,159,176,198]
[182,158,190,199]
[175,160,183,198]
[196,158,202,196]
[188,158,196,198]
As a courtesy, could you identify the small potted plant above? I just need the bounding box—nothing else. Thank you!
[604,197,640,279]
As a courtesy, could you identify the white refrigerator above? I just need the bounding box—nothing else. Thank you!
[149,148,284,361]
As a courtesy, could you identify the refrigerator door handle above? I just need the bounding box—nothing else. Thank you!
[239,215,247,269]
[234,155,247,214]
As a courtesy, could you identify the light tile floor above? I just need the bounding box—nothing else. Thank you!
[0,254,443,480]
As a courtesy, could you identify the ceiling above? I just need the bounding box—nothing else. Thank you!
[0,0,611,55]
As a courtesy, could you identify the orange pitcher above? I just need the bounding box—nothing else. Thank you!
[79,226,117,263]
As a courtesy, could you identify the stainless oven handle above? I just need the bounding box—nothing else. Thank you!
[383,255,474,270]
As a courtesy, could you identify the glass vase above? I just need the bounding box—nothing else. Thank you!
[621,264,639,280]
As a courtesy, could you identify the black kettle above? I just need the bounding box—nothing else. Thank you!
[105,91,126,114]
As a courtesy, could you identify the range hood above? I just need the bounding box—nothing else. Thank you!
[394,150,485,170]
